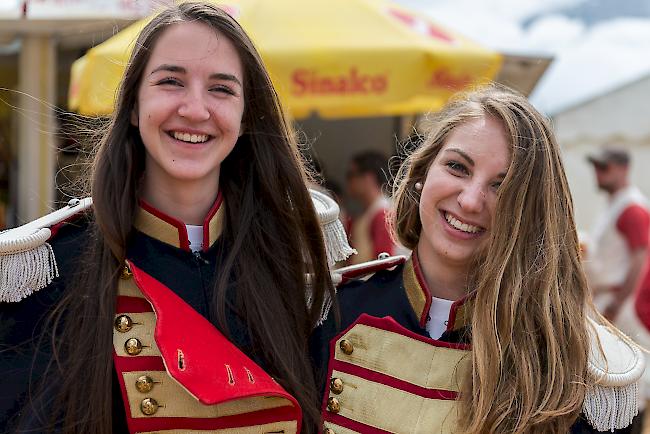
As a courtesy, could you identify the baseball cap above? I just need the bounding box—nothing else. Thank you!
[586,148,630,166]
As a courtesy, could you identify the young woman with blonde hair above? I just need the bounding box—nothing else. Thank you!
[312,85,644,433]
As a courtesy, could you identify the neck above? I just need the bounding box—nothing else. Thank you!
[362,188,382,210]
[609,181,630,197]
[141,172,220,226]
[415,241,469,301]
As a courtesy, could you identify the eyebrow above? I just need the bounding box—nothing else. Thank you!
[445,148,474,166]
[150,64,242,87]
[444,147,508,178]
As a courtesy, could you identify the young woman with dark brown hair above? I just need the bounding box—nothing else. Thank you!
[312,85,644,433]
[0,3,343,433]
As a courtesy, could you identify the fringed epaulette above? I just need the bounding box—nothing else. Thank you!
[310,189,356,266]
[0,198,92,303]
[309,189,356,326]
[583,317,645,432]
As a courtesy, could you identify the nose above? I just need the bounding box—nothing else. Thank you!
[457,182,485,214]
[177,87,210,121]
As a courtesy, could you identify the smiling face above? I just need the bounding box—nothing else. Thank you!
[132,21,245,191]
[417,115,511,268]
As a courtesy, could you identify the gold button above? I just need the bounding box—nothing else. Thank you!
[135,375,155,393]
[121,263,133,279]
[114,315,133,333]
[124,338,143,355]
[330,377,344,394]
[327,397,340,413]
[140,397,159,415]
[324,428,335,434]
[339,339,354,355]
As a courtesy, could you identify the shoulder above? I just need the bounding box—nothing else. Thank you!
[617,204,650,228]
[329,255,408,325]
[582,317,645,432]
[0,198,93,303]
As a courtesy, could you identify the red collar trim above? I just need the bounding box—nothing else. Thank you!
[134,192,224,252]
[446,291,475,333]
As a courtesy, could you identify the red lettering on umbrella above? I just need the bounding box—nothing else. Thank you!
[291,68,389,96]
[428,69,473,90]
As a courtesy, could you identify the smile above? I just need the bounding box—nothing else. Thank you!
[170,131,210,144]
[443,211,485,234]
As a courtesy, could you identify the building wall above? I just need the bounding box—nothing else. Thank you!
[552,75,650,234]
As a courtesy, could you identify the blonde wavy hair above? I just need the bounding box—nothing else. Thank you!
[392,85,590,433]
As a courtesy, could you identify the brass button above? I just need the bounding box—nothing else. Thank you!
[330,377,344,394]
[140,397,159,415]
[124,338,143,355]
[121,263,133,279]
[135,375,155,393]
[327,397,340,413]
[324,428,335,434]
[114,315,133,333]
[339,339,354,355]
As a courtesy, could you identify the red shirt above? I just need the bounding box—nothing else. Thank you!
[618,204,650,331]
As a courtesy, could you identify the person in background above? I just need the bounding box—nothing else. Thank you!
[345,151,400,264]
[584,147,650,431]
[584,148,649,320]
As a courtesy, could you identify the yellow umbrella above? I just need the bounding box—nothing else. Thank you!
[68,0,502,119]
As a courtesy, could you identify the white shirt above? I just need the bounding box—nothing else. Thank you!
[186,224,203,252]
[426,295,455,340]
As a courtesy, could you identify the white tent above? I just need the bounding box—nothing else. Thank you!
[552,72,650,232]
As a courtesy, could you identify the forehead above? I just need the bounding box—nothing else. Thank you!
[440,115,511,168]
[145,21,243,76]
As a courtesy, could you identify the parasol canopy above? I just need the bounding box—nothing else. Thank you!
[68,0,502,119]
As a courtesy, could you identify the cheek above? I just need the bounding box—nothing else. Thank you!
[418,184,440,228]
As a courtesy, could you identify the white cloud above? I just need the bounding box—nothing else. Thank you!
[524,14,586,52]
[531,18,650,113]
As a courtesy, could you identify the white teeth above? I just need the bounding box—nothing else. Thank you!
[172,131,209,143]
[444,212,482,234]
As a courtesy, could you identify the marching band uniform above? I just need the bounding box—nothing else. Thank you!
[312,251,645,434]
[2,192,341,433]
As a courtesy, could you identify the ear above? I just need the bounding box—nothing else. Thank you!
[238,122,245,137]
[130,105,139,127]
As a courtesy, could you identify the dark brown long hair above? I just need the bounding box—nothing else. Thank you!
[33,3,331,433]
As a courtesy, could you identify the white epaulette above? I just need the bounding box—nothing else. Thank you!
[0,197,92,303]
[310,189,356,267]
[583,316,645,432]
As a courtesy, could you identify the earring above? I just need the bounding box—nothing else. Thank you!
[414,182,423,191]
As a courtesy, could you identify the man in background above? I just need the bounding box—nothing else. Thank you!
[345,151,399,264]
[584,147,650,432]
[584,148,649,321]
